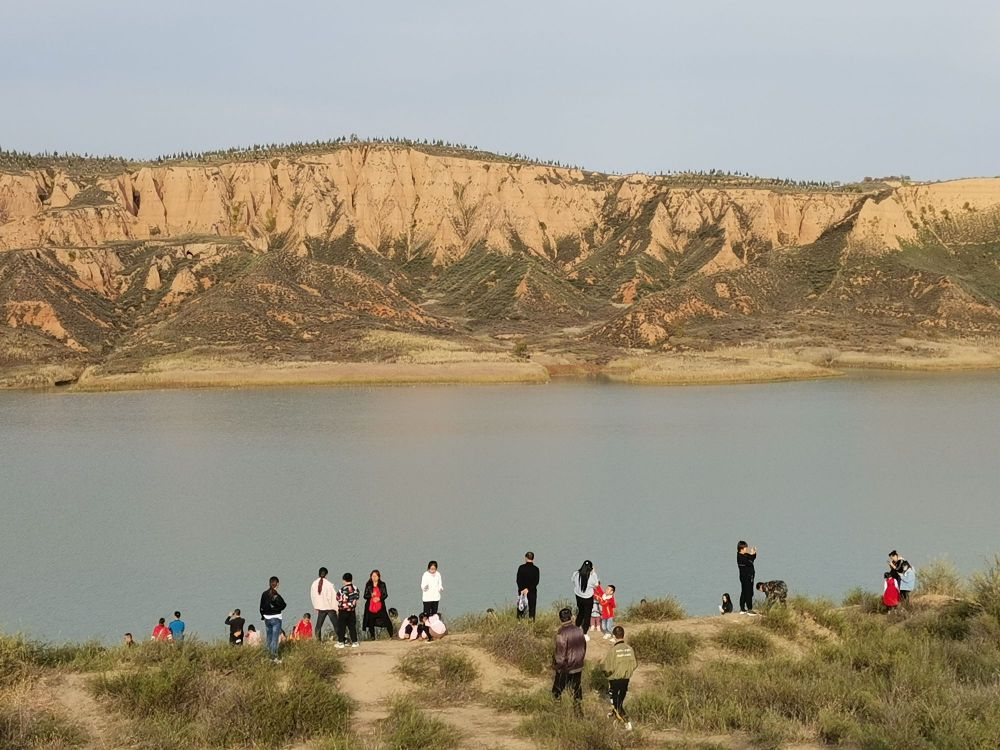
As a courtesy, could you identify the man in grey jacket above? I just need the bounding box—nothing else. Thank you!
[552,607,586,709]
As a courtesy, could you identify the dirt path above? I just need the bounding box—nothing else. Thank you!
[50,672,115,749]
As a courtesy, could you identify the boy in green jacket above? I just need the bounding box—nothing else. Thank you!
[601,625,638,730]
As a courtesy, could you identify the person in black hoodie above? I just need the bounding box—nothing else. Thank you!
[259,576,287,662]
[737,541,757,614]
[362,570,393,641]
[225,609,246,645]
[516,552,540,620]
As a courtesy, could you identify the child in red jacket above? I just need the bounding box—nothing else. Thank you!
[600,585,617,639]
[292,613,313,640]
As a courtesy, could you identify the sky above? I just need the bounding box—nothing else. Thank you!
[1,1,998,182]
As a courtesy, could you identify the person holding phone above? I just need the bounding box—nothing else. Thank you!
[737,541,758,614]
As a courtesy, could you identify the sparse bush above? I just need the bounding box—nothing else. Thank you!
[489,687,554,715]
[622,597,685,622]
[518,699,646,749]
[715,626,773,657]
[758,605,798,637]
[454,607,555,675]
[395,647,480,703]
[789,596,843,632]
[918,558,967,597]
[629,628,697,665]
[0,693,86,749]
[970,554,1000,621]
[379,698,461,750]
[841,587,883,613]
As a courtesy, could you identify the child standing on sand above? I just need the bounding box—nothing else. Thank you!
[600,585,617,639]
[883,572,900,611]
[591,581,604,633]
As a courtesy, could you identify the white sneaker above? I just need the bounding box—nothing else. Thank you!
[351,642,359,648]
[625,721,633,731]
[335,642,345,649]
[584,634,590,642]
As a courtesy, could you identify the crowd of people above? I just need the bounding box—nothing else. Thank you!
[129,543,917,730]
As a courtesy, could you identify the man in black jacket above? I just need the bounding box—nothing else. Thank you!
[516,551,540,620]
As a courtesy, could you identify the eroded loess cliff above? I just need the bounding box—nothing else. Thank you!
[2,144,1000,387]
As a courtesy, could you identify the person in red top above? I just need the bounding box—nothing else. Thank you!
[151,617,172,641]
[292,613,313,640]
[882,572,900,611]
[600,584,617,639]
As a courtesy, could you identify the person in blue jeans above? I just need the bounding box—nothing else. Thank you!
[259,576,287,662]
[168,611,185,642]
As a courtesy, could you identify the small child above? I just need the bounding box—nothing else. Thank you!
[719,593,733,614]
[336,573,360,648]
[123,632,134,647]
[591,582,604,632]
[244,624,261,646]
[292,612,313,640]
[601,585,617,639]
[882,571,900,611]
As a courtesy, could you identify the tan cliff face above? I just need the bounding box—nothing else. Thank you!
[2,145,959,264]
[3,144,1000,384]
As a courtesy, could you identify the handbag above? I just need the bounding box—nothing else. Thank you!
[517,592,528,612]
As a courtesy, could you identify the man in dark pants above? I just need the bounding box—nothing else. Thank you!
[602,625,637,731]
[737,540,758,614]
[516,551,540,620]
[552,607,586,711]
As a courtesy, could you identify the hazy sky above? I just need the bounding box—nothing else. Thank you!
[2,1,997,181]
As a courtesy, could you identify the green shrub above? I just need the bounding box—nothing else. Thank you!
[453,608,554,675]
[586,662,608,695]
[629,628,697,665]
[917,558,967,597]
[759,605,798,637]
[841,587,883,613]
[715,626,773,657]
[489,687,554,715]
[395,647,480,702]
[379,698,461,750]
[622,597,685,622]
[518,700,646,749]
[0,699,86,750]
[970,554,1000,621]
[817,707,859,744]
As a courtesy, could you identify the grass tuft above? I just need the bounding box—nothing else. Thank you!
[454,607,555,675]
[918,558,968,598]
[378,698,461,750]
[715,625,774,657]
[628,628,698,665]
[395,647,480,703]
[622,597,686,622]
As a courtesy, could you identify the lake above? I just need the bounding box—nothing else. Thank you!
[2,372,999,643]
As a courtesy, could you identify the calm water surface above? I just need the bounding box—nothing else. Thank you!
[2,373,999,643]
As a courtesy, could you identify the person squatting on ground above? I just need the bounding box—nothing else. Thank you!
[600,585,617,639]
[572,560,599,639]
[516,551,540,620]
[259,576,287,661]
[225,609,245,645]
[602,625,637,731]
[720,593,733,614]
[292,613,313,640]
[336,573,360,647]
[311,567,339,642]
[737,541,757,614]
[363,570,394,641]
[756,580,788,606]
[421,561,443,616]
[552,607,587,709]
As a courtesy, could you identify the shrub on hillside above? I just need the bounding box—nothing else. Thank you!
[377,698,461,750]
[453,608,555,675]
[970,554,1000,621]
[629,628,697,665]
[396,647,480,702]
[917,558,967,597]
[621,597,685,622]
[715,626,774,657]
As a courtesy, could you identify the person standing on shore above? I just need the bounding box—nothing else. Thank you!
[602,625,637,731]
[311,567,338,642]
[168,611,185,643]
[259,576,287,662]
[421,561,443,616]
[516,552,540,620]
[898,561,916,605]
[737,541,757,615]
[572,560,599,640]
[152,618,171,641]
[552,607,586,710]
[363,570,393,641]
[225,609,246,645]
[335,573,360,648]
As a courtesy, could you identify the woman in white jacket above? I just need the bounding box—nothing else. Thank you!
[421,560,444,615]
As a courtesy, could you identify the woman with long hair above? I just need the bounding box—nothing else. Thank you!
[363,569,393,640]
[571,560,598,640]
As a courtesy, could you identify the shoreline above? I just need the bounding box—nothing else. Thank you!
[2,353,1000,393]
